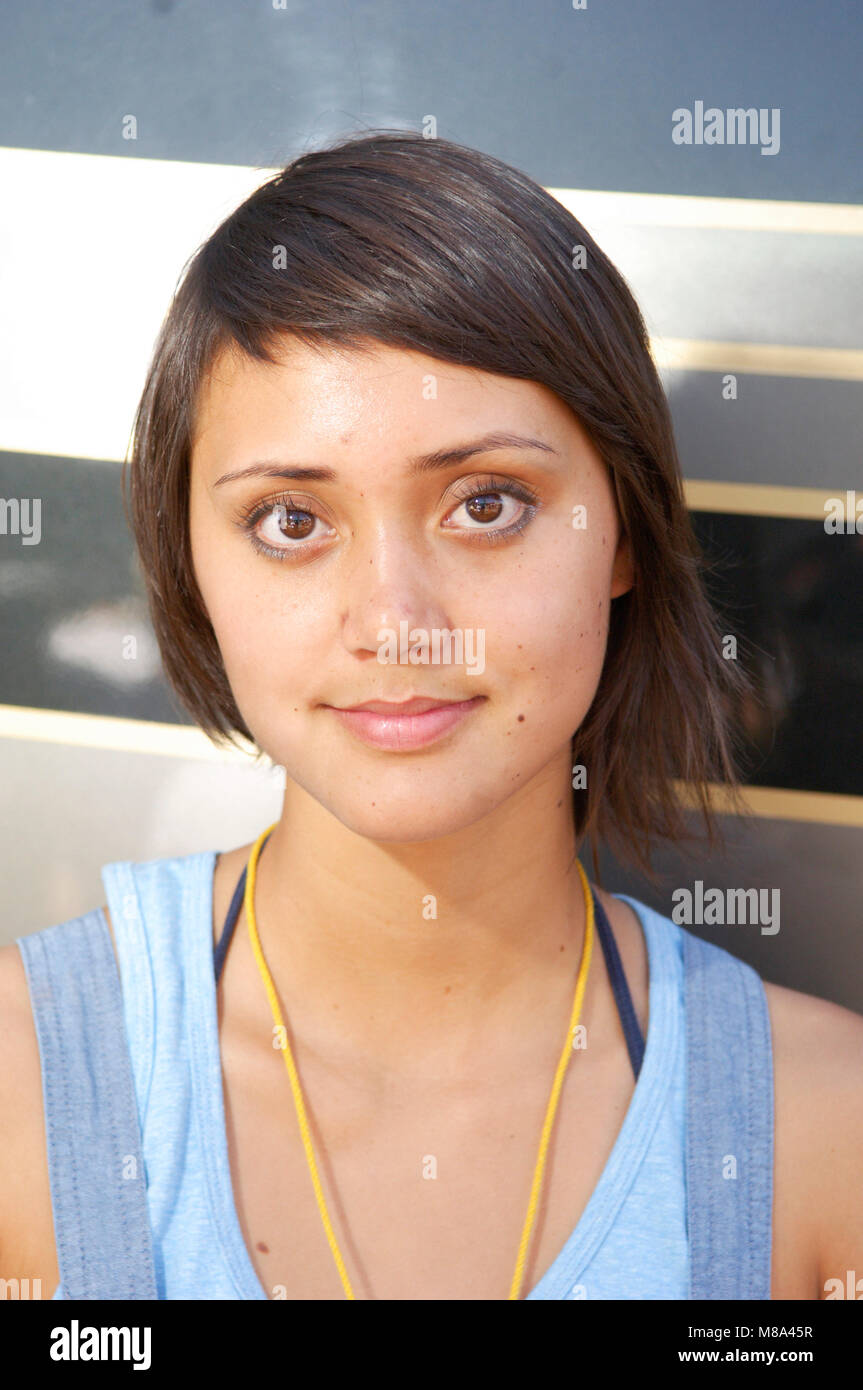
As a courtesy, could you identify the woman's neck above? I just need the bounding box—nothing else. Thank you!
[244,752,591,1076]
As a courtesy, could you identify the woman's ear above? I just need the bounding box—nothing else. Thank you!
[610,530,635,599]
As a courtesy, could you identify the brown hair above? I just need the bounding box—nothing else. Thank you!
[125,128,751,878]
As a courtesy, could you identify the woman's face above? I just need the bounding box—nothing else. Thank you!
[189,337,633,841]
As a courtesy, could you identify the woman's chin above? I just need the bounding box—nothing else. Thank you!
[324,793,497,846]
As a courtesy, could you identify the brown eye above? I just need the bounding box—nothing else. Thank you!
[254,501,327,550]
[441,476,539,544]
[270,503,315,540]
[446,489,526,532]
[465,495,504,524]
[237,491,336,560]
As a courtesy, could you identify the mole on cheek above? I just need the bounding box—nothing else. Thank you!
[256,1241,270,1253]
[517,714,525,722]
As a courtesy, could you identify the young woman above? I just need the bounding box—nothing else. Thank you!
[2,131,862,1302]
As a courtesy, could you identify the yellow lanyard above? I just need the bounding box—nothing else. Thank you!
[243,820,595,1300]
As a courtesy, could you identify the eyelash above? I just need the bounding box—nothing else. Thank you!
[235,474,541,561]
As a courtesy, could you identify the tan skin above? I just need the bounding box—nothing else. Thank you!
[2,338,863,1299]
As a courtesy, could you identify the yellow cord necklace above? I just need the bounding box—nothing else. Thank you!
[243,820,595,1301]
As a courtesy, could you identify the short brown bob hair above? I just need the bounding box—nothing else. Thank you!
[125,128,750,877]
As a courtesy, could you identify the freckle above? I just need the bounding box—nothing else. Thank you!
[560,944,565,952]
[256,1241,270,1253]
[556,798,563,807]
[444,985,451,994]
[517,644,522,650]
[517,714,525,722]
[530,666,535,671]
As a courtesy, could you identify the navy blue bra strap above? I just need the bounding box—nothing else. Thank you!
[213,863,247,984]
[591,889,646,1081]
[214,830,275,986]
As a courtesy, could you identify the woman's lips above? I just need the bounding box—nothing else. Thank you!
[325,696,485,750]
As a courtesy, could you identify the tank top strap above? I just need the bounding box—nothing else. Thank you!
[680,926,774,1299]
[15,909,158,1299]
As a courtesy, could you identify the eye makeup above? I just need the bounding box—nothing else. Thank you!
[232,472,542,561]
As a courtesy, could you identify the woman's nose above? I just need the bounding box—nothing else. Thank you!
[337,533,452,659]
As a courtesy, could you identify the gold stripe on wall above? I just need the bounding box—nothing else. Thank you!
[682,480,850,520]
[675,781,863,829]
[651,338,863,381]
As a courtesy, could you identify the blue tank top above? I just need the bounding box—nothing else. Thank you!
[15,846,773,1301]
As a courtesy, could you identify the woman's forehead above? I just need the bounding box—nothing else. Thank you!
[190,337,581,467]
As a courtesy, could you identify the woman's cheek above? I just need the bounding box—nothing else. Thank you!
[502,541,610,664]
[197,575,294,711]
[510,568,611,725]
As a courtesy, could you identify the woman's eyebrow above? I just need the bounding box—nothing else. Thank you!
[212,432,558,487]
[407,431,558,476]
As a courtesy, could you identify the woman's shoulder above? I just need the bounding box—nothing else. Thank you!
[759,974,863,1296]
[605,889,863,1294]
[760,973,863,1160]
[612,893,863,1188]
[0,900,123,1291]
[0,939,61,1289]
